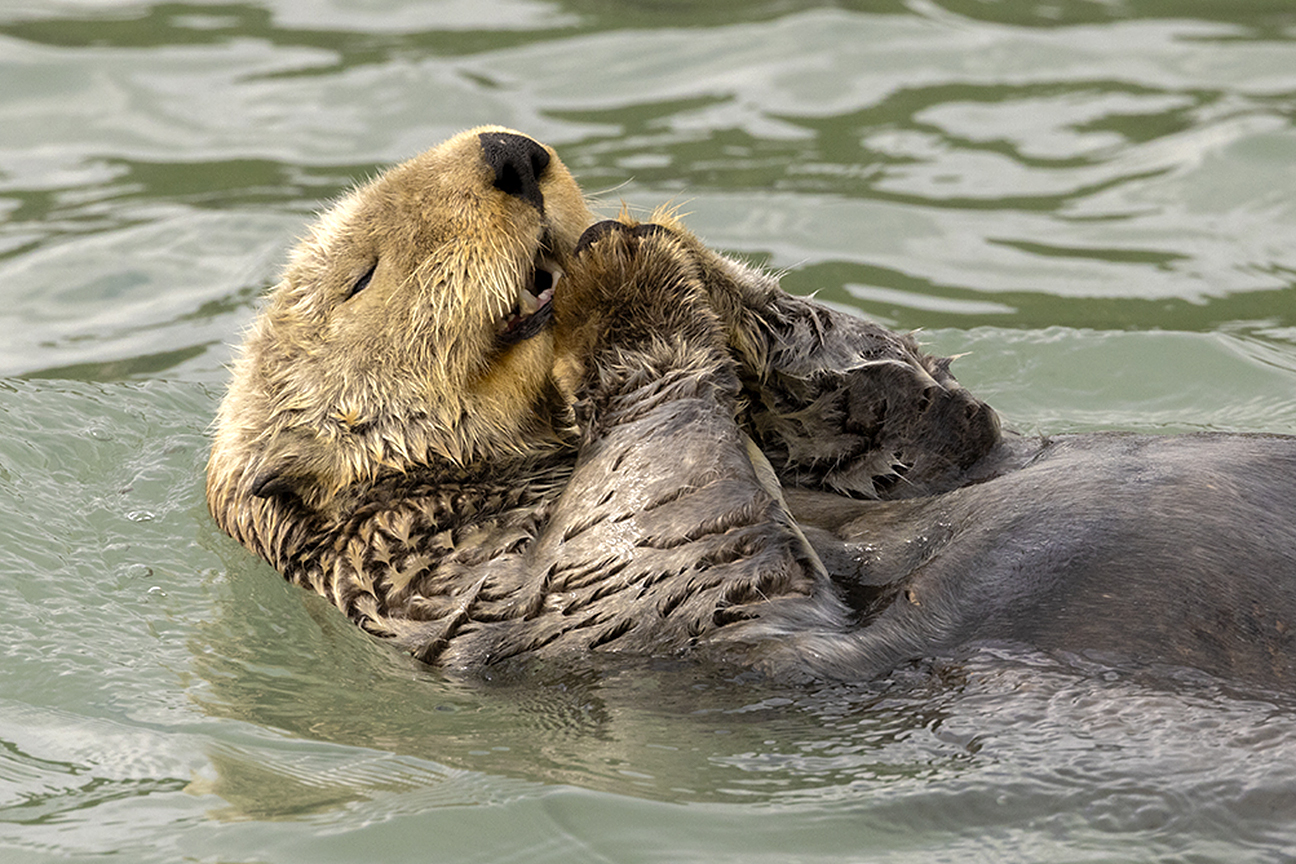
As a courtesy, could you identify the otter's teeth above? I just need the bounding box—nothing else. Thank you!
[519,288,540,316]
[520,259,561,315]
[498,257,562,336]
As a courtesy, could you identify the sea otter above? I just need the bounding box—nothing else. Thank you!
[207,126,1296,689]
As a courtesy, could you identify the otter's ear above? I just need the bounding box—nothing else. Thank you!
[245,443,311,501]
[249,462,298,499]
[242,433,351,508]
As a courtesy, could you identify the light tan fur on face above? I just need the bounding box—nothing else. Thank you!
[207,127,595,535]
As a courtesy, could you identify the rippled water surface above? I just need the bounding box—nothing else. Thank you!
[3,1,1296,861]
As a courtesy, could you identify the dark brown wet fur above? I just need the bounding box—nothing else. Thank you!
[208,128,1296,691]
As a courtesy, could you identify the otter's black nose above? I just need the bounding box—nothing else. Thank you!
[479,132,550,213]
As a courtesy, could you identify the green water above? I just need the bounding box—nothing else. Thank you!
[2,1,1296,861]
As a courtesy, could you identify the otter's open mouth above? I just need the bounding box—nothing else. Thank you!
[498,254,562,344]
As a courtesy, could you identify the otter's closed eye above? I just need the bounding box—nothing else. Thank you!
[345,263,377,300]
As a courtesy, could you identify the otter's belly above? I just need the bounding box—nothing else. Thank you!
[781,432,1296,688]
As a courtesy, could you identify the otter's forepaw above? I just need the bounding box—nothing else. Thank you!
[553,217,741,430]
[573,219,669,255]
[556,216,723,350]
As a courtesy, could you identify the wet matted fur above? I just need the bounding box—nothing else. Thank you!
[208,127,1296,689]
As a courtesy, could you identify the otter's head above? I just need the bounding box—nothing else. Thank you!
[208,127,594,530]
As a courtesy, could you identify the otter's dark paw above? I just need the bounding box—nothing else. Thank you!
[556,217,723,351]
[574,219,668,255]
